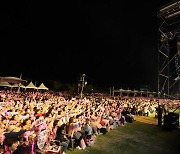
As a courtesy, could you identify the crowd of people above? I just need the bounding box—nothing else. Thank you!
[0,89,179,154]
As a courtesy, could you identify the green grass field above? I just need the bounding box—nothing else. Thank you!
[67,117,180,154]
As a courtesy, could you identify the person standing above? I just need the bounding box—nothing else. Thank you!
[158,105,163,127]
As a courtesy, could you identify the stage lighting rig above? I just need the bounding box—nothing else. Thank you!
[158,1,180,99]
[158,0,180,19]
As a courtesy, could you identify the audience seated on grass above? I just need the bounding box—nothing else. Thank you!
[0,89,179,153]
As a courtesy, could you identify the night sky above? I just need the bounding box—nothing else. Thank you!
[1,0,174,90]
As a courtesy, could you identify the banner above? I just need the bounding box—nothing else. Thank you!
[37,130,47,150]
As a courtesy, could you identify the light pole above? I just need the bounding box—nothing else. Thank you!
[80,74,86,98]
[17,73,22,93]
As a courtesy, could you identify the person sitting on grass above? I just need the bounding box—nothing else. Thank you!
[82,119,93,136]
[3,138,19,154]
[67,117,86,150]
[55,123,70,154]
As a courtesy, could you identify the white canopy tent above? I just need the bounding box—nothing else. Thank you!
[37,83,49,90]
[0,82,12,88]
[25,81,37,89]
[11,83,19,88]
[11,83,25,89]
[0,76,27,83]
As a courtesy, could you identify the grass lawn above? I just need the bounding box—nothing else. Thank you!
[66,116,180,154]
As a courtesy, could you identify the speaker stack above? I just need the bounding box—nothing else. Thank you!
[164,112,179,131]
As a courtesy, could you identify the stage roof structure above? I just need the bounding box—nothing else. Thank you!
[157,0,180,19]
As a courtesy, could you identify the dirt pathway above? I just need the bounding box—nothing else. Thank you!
[134,115,158,125]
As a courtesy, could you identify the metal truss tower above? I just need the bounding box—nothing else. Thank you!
[157,1,180,99]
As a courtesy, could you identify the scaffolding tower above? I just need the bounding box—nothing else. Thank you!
[157,0,180,99]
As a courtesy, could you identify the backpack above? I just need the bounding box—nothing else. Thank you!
[99,128,107,134]
[73,131,82,140]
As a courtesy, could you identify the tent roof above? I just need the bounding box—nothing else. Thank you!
[25,81,37,89]
[11,83,25,88]
[37,83,49,90]
[0,82,12,87]
[11,83,19,88]
[0,76,27,83]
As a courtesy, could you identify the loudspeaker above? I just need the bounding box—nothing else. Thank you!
[164,112,179,130]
